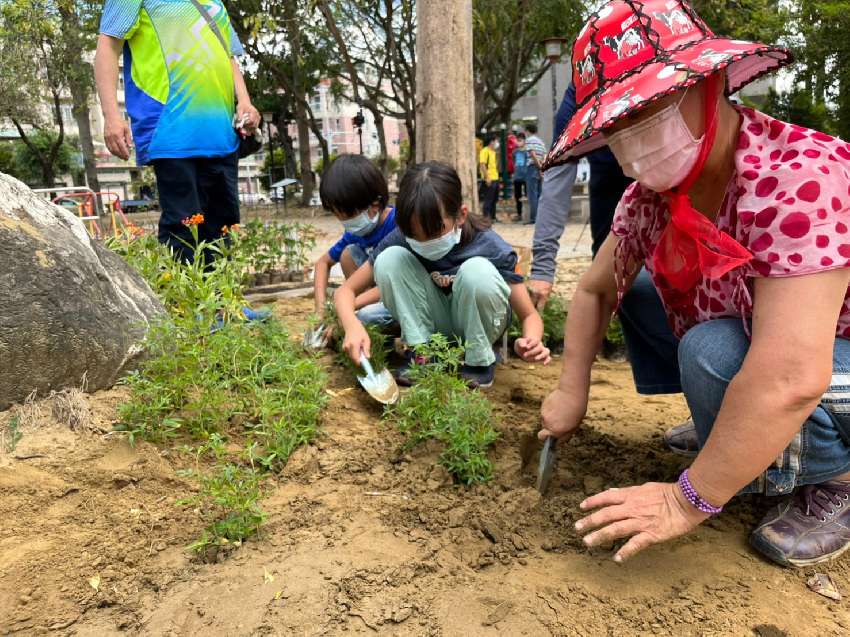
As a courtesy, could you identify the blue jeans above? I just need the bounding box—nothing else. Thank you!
[619,270,682,394]
[679,319,850,495]
[344,245,395,328]
[526,168,541,223]
[620,270,850,495]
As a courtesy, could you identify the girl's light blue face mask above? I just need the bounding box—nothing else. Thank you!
[342,208,380,237]
[407,225,462,261]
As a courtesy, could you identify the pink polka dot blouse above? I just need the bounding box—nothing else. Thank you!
[612,106,850,339]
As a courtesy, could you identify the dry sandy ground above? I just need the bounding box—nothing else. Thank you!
[1,230,849,636]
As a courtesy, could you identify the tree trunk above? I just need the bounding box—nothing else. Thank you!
[295,98,315,206]
[404,116,415,167]
[372,109,389,178]
[71,87,102,206]
[278,117,298,181]
[415,0,477,211]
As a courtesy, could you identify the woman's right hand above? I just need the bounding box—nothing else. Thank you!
[539,387,587,442]
[343,323,370,365]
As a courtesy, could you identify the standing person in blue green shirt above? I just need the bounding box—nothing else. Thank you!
[95,0,259,265]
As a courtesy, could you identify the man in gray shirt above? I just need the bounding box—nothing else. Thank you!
[529,161,578,308]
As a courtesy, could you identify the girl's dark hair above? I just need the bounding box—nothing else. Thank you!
[396,161,489,245]
[319,154,389,217]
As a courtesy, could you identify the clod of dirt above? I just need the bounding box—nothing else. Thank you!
[510,533,527,551]
[479,519,506,544]
[518,433,538,469]
[753,625,789,637]
[806,573,841,601]
[482,601,513,626]
[583,475,605,495]
[390,606,413,623]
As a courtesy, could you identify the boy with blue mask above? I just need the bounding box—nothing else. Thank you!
[313,155,397,325]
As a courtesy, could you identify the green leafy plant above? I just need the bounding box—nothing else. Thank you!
[109,224,327,553]
[606,316,625,347]
[387,336,500,484]
[179,435,267,555]
[2,415,22,453]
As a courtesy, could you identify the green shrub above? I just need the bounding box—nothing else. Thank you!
[109,225,327,553]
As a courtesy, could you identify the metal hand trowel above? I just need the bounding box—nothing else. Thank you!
[536,436,558,494]
[303,324,329,350]
[357,352,399,405]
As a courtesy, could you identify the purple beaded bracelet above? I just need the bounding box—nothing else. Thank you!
[678,469,723,515]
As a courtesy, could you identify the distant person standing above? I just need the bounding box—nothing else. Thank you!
[478,135,500,221]
[506,128,519,179]
[524,123,546,225]
[512,132,528,222]
[94,0,260,267]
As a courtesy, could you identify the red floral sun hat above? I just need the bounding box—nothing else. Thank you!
[543,0,792,169]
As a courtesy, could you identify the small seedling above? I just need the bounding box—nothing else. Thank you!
[387,336,500,484]
[2,416,22,453]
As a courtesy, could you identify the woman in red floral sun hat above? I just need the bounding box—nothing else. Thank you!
[539,0,850,568]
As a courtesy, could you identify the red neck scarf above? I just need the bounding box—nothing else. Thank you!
[652,74,753,292]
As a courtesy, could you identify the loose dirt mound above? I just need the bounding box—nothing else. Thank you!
[2,296,848,636]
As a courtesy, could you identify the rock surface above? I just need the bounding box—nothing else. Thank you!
[0,173,163,409]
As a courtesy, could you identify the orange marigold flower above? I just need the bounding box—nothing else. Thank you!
[127,223,145,238]
[182,213,205,227]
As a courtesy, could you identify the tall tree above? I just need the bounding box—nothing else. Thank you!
[692,0,789,43]
[788,1,850,141]
[315,0,417,173]
[0,0,68,187]
[473,0,584,131]
[227,0,337,205]
[56,1,102,202]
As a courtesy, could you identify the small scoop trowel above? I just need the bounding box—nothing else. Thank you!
[536,436,558,494]
[303,324,330,350]
[357,352,400,405]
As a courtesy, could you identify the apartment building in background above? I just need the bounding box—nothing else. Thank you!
[290,79,406,171]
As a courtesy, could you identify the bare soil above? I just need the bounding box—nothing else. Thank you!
[2,255,849,636]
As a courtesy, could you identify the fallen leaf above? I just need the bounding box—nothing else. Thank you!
[88,576,100,592]
[273,590,283,600]
[263,567,275,584]
[807,573,841,601]
[325,389,339,398]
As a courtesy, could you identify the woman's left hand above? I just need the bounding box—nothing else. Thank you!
[575,481,711,563]
[514,337,551,365]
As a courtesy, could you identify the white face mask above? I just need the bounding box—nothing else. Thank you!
[408,225,462,261]
[342,208,380,237]
[605,91,702,193]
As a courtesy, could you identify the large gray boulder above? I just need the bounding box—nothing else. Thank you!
[0,172,164,410]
